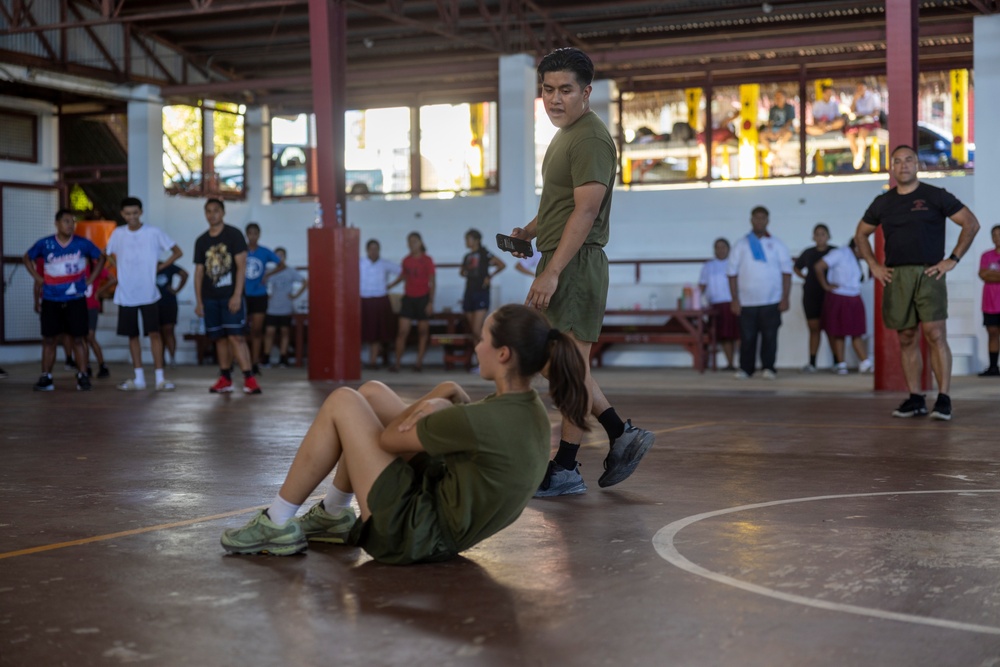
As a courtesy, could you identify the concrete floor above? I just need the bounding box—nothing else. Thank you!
[1,361,999,666]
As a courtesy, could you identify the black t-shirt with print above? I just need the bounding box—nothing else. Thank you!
[462,247,494,294]
[862,182,964,267]
[194,224,247,300]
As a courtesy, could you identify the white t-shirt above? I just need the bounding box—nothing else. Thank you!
[698,258,732,305]
[727,234,793,307]
[822,246,862,297]
[854,90,880,117]
[359,258,400,298]
[105,224,177,307]
[812,98,841,122]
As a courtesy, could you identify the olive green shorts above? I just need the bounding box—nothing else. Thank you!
[882,264,948,330]
[537,245,609,343]
[348,453,458,565]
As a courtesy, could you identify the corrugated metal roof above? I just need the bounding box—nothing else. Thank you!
[0,0,993,111]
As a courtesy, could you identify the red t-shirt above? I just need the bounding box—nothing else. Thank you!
[981,249,1000,315]
[86,267,111,310]
[402,254,435,298]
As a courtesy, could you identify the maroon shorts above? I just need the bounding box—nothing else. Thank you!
[361,296,395,342]
[821,293,866,338]
[712,302,740,341]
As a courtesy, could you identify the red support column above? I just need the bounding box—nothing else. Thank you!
[307,0,360,381]
[876,0,928,391]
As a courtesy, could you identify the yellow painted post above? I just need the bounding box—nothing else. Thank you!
[685,88,702,178]
[738,84,760,178]
[950,69,969,165]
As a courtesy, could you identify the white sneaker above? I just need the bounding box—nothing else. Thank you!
[853,153,866,170]
[734,370,750,380]
[801,363,817,373]
[858,358,874,373]
[117,379,147,391]
[156,381,175,392]
[835,362,849,375]
[762,369,777,380]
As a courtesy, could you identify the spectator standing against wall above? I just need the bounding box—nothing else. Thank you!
[699,238,739,370]
[459,228,506,352]
[23,209,105,392]
[84,264,115,379]
[794,223,834,372]
[388,232,435,373]
[105,197,182,392]
[194,198,262,395]
[244,222,284,375]
[854,145,980,421]
[360,239,400,370]
[728,206,793,380]
[814,239,872,375]
[261,247,307,368]
[977,225,1000,377]
[156,262,188,367]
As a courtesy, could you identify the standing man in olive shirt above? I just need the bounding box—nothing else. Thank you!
[854,145,979,421]
[510,48,655,496]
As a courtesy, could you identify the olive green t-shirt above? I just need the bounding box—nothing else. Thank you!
[535,110,617,253]
[415,390,551,551]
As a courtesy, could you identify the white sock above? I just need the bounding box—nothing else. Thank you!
[155,368,165,385]
[322,482,354,513]
[134,368,146,385]
[267,494,300,526]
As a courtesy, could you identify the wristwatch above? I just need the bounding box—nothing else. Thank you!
[948,253,960,263]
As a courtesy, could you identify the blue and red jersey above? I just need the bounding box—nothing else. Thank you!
[26,235,102,302]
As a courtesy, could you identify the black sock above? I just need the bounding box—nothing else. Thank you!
[598,407,626,444]
[937,392,950,404]
[553,440,580,471]
[243,370,253,380]
[991,351,999,369]
[809,354,817,367]
[221,369,232,381]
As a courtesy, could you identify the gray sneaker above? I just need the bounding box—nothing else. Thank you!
[295,503,356,543]
[534,461,587,497]
[220,510,307,556]
[598,420,656,488]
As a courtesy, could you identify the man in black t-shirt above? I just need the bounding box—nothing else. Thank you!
[854,145,980,421]
[194,198,262,395]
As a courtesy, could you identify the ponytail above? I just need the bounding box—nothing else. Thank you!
[487,304,589,431]
[545,330,589,431]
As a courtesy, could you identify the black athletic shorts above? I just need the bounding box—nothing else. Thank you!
[265,314,292,329]
[157,299,178,326]
[399,295,431,321]
[246,294,269,315]
[117,303,161,337]
[41,299,89,339]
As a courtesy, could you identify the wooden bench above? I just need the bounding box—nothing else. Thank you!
[183,333,215,365]
[589,309,716,372]
[430,333,476,370]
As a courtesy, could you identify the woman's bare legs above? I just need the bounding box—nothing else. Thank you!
[277,386,396,520]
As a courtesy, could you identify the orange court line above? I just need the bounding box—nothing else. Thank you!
[0,495,325,561]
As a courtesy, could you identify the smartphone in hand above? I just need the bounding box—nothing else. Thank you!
[496,234,534,257]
